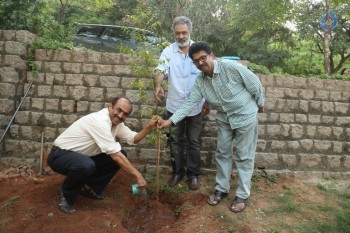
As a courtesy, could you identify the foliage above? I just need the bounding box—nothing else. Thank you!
[248,63,271,75]
[293,1,350,74]
[0,0,37,30]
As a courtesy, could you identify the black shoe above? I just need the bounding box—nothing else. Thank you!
[56,188,75,214]
[167,174,183,187]
[188,176,199,190]
[80,185,106,200]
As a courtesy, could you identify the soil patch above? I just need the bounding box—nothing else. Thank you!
[0,164,347,233]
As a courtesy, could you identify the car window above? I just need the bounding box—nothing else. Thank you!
[101,28,132,41]
[76,26,104,38]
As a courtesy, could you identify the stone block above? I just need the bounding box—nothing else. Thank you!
[281,154,297,168]
[5,41,27,56]
[0,67,19,83]
[0,99,14,114]
[327,155,341,170]
[37,85,52,97]
[270,140,286,150]
[300,139,313,151]
[333,141,343,154]
[105,87,124,101]
[31,98,44,110]
[299,89,314,99]
[53,50,71,61]
[82,63,94,73]
[44,113,62,126]
[313,140,332,152]
[335,116,350,127]
[315,90,330,100]
[255,153,280,169]
[63,62,81,74]
[321,101,334,114]
[299,154,322,169]
[68,86,87,100]
[315,126,332,139]
[14,111,30,124]
[20,126,32,139]
[89,102,104,112]
[77,101,89,113]
[88,87,104,101]
[45,99,60,111]
[100,76,121,87]
[334,102,349,115]
[3,55,26,69]
[265,87,285,98]
[95,64,113,75]
[290,124,304,139]
[61,100,76,113]
[83,74,99,86]
[15,30,37,44]
[53,86,68,98]
[44,62,62,73]
[62,114,79,125]
[65,74,84,85]
[308,115,321,124]
[35,49,52,61]
[113,65,132,75]
[280,113,295,123]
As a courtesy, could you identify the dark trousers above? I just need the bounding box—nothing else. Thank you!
[47,147,125,204]
[167,111,202,178]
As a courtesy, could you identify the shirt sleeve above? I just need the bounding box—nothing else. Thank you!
[114,123,138,145]
[236,64,265,107]
[154,48,170,75]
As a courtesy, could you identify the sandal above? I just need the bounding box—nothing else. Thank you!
[80,185,106,200]
[207,190,228,206]
[230,196,248,213]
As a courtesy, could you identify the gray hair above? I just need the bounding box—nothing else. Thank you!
[172,16,192,33]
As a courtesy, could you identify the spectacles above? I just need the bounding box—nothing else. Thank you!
[192,54,208,65]
[113,106,131,117]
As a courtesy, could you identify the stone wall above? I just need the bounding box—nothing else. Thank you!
[1,30,350,178]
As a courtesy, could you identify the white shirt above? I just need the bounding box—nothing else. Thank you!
[155,41,204,115]
[54,108,137,157]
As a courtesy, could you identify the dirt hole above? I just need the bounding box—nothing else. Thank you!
[122,191,207,233]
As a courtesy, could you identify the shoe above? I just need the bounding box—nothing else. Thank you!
[230,196,248,213]
[56,188,75,214]
[167,174,183,187]
[188,176,199,190]
[80,185,106,200]
[207,189,228,206]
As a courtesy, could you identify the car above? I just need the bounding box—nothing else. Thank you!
[73,23,162,53]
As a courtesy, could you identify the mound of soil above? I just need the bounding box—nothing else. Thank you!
[0,163,342,233]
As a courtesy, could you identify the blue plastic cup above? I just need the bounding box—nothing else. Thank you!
[131,184,147,196]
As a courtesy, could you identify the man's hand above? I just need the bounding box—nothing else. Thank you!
[147,115,160,129]
[157,119,172,129]
[154,87,165,102]
[258,106,264,113]
[202,101,210,116]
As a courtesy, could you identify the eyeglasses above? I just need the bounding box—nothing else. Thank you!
[192,54,208,65]
[113,106,131,117]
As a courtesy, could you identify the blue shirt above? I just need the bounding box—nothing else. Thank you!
[155,42,204,116]
[170,59,265,129]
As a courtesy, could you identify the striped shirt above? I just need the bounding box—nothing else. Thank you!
[170,59,265,129]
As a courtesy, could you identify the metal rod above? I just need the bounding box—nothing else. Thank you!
[0,81,33,143]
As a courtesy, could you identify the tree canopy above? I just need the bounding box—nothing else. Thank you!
[1,0,349,77]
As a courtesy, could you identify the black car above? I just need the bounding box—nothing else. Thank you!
[73,23,162,53]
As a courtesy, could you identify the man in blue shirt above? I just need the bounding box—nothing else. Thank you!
[158,41,265,213]
[154,16,207,190]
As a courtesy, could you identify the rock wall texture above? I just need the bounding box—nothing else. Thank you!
[1,30,350,178]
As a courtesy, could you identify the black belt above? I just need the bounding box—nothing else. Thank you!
[51,145,59,151]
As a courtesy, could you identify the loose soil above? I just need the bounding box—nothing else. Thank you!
[0,163,346,233]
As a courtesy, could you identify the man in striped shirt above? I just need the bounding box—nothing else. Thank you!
[158,41,265,213]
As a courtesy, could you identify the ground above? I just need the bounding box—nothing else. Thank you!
[0,163,347,233]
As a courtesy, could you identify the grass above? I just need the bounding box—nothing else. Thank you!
[1,196,19,218]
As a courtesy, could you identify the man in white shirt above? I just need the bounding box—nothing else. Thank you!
[153,16,208,190]
[48,97,158,214]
